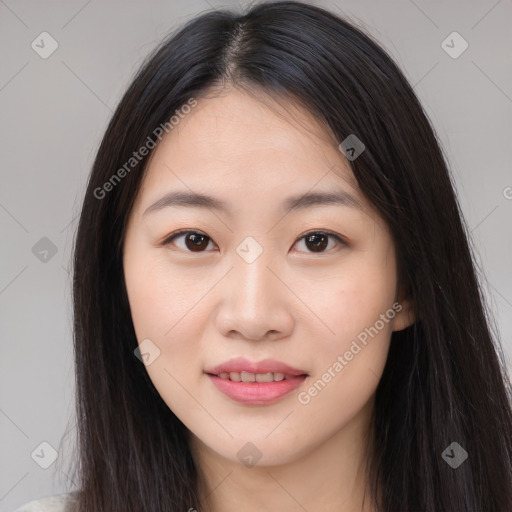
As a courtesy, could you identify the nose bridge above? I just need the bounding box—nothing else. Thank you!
[231,235,277,304]
[214,233,296,340]
[220,234,285,325]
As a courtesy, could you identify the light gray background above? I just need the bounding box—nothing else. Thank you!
[1,0,511,510]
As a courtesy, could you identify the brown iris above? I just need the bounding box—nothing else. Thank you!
[304,233,329,252]
[184,232,210,252]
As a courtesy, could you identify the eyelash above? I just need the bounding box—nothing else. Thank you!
[162,229,347,254]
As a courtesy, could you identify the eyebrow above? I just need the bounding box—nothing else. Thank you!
[143,188,362,217]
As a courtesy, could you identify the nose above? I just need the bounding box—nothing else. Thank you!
[214,248,295,341]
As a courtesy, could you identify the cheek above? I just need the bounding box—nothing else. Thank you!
[318,254,397,344]
[303,247,397,402]
[124,249,199,341]
[313,284,394,395]
[124,250,206,368]
[124,259,171,342]
[296,286,395,436]
[125,257,206,418]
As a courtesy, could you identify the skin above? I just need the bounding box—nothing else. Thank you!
[123,86,415,512]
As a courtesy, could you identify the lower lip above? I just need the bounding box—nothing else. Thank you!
[207,374,307,405]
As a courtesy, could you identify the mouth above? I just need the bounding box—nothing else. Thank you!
[209,370,304,383]
[204,358,309,405]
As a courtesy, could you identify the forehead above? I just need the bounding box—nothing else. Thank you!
[136,87,363,213]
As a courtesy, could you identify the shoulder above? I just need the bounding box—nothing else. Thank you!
[14,491,78,512]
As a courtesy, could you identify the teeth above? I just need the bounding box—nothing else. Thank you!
[255,372,274,382]
[241,371,256,382]
[218,371,288,382]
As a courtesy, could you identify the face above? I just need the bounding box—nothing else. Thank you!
[122,87,413,467]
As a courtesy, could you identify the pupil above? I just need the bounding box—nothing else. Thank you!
[186,233,208,251]
[306,233,328,252]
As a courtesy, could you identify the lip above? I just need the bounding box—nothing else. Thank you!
[205,357,308,405]
[205,357,307,377]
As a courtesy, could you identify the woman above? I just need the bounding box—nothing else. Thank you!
[16,1,512,511]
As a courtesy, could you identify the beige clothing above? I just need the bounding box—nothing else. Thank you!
[14,492,77,512]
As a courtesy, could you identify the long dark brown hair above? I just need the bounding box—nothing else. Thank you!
[68,1,512,510]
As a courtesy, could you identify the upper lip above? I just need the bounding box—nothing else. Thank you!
[205,357,308,376]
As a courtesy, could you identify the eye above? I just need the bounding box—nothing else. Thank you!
[292,230,346,253]
[162,230,346,254]
[163,230,216,252]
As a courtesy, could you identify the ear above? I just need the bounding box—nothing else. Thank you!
[392,288,416,332]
